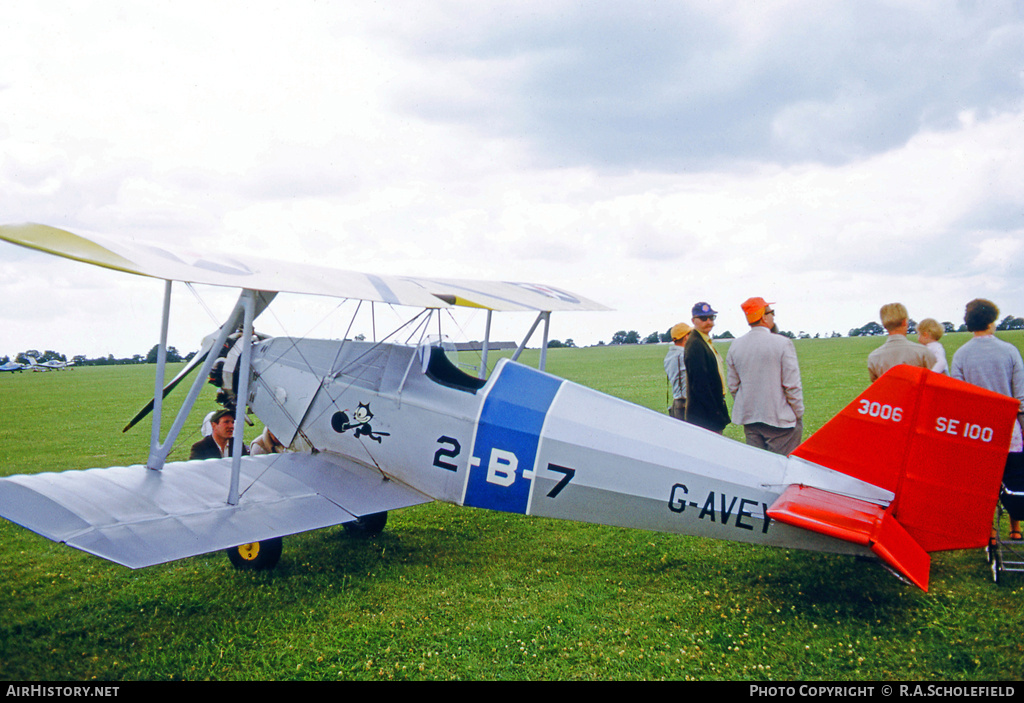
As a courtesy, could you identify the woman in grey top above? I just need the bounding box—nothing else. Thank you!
[951,298,1024,541]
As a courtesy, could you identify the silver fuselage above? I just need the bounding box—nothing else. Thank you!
[249,339,889,557]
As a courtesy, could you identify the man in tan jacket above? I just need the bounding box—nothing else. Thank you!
[866,302,933,382]
[726,297,804,455]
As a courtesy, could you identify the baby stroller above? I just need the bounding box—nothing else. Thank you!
[987,462,1024,584]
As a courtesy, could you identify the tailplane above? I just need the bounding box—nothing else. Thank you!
[769,365,1020,589]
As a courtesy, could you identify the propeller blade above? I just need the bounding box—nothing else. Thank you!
[122,290,277,433]
[122,341,215,433]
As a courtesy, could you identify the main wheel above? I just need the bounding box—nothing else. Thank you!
[344,511,388,536]
[226,537,283,570]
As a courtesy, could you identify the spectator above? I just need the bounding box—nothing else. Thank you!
[867,303,932,382]
[190,409,249,460]
[727,298,804,454]
[950,298,1024,541]
[251,427,285,455]
[684,302,730,434]
[664,322,691,420]
[916,318,948,374]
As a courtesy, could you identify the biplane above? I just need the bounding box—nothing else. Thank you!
[0,222,1019,591]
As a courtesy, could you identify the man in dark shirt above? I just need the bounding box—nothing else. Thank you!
[190,409,249,460]
[684,302,730,434]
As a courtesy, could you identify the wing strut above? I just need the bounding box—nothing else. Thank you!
[148,280,174,465]
[479,310,493,379]
[511,311,551,372]
[227,289,256,506]
[146,287,274,472]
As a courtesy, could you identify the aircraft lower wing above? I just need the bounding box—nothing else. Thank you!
[0,453,431,569]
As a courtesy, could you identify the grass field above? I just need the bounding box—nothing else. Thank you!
[2,333,1023,681]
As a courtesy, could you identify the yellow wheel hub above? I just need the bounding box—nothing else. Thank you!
[237,542,260,561]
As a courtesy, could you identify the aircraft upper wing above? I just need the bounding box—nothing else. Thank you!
[0,223,609,312]
[0,452,431,569]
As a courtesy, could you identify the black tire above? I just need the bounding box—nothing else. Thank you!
[226,537,283,570]
[344,511,388,536]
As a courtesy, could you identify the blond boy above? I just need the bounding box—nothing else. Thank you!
[917,318,947,374]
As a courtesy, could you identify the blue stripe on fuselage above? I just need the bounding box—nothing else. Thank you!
[464,362,563,514]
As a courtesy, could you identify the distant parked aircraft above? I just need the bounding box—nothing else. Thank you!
[26,357,73,371]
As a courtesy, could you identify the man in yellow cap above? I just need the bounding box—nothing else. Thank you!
[726,297,804,454]
[664,322,691,420]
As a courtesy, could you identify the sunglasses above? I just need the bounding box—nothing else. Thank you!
[696,315,716,322]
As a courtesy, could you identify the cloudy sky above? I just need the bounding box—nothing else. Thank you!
[2,1,1024,359]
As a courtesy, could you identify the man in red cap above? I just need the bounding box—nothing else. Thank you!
[726,297,804,454]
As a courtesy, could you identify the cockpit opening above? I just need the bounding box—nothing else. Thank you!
[423,345,487,393]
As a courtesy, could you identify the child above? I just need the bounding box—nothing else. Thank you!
[917,318,948,374]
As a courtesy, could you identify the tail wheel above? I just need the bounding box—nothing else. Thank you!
[227,537,283,570]
[344,511,388,536]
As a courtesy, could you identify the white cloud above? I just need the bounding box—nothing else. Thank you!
[2,1,1024,359]
[972,235,1024,272]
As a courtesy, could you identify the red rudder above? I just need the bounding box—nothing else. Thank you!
[791,365,1019,552]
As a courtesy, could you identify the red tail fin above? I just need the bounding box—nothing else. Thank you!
[791,365,1019,553]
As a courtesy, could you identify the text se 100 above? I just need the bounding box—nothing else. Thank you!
[934,417,995,442]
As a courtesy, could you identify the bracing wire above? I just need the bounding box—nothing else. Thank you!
[185,282,220,326]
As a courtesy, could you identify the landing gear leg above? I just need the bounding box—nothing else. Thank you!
[344,511,388,536]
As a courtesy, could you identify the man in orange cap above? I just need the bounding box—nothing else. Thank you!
[664,322,691,420]
[726,297,804,454]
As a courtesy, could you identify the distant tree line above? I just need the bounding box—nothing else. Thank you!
[9,350,67,365]
[849,315,1024,337]
[558,315,1024,348]
[545,338,577,348]
[4,346,195,367]
[12,314,1024,364]
[577,327,833,347]
[996,315,1024,331]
